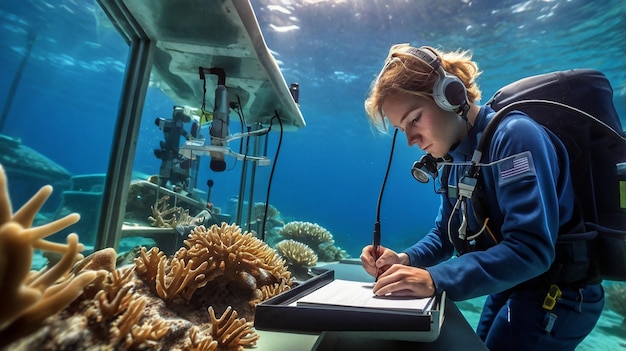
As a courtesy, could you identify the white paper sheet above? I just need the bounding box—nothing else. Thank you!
[296,279,434,313]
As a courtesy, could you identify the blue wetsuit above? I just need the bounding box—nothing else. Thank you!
[402,105,604,350]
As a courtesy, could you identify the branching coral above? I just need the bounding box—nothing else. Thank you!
[110,293,148,340]
[93,284,133,319]
[208,306,259,351]
[259,279,292,301]
[187,326,218,351]
[182,223,292,296]
[132,223,292,330]
[156,256,210,303]
[135,246,166,282]
[127,318,170,349]
[184,306,258,351]
[90,266,135,320]
[0,164,98,344]
[0,167,290,351]
[148,195,193,228]
[107,292,171,348]
[134,246,210,303]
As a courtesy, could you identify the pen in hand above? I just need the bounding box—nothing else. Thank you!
[372,221,381,281]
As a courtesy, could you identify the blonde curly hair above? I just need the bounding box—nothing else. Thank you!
[365,44,482,131]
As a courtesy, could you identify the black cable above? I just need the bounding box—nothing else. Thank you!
[236,95,247,155]
[373,128,399,258]
[260,111,284,241]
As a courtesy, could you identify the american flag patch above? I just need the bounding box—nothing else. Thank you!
[497,151,535,186]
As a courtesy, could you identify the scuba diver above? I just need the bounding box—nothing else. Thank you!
[359,44,606,351]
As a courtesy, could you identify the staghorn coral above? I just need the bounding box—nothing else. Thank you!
[208,306,259,350]
[148,195,193,228]
[183,304,260,351]
[135,246,166,282]
[0,164,99,346]
[92,284,133,319]
[133,223,292,317]
[279,221,348,262]
[127,318,170,349]
[259,280,292,301]
[187,326,218,351]
[88,266,135,320]
[155,255,210,303]
[180,224,292,301]
[110,293,148,342]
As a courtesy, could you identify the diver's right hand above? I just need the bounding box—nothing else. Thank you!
[360,245,407,278]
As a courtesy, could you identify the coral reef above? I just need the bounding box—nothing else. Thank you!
[148,195,193,228]
[0,165,293,350]
[174,223,292,309]
[0,164,101,347]
[275,239,318,280]
[252,202,280,221]
[279,221,348,262]
[280,221,333,247]
[246,202,285,247]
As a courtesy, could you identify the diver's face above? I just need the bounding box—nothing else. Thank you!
[382,93,460,158]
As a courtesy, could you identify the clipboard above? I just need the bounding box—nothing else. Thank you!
[254,269,445,342]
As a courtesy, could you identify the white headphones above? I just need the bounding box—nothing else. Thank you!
[405,47,469,113]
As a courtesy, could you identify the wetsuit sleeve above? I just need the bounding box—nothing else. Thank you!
[426,113,568,300]
[402,181,457,267]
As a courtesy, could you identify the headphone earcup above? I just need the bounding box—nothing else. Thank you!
[404,46,469,112]
[432,69,468,112]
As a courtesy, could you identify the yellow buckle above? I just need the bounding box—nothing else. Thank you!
[542,284,562,311]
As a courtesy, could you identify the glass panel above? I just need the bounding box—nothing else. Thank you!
[120,66,283,256]
[0,2,128,266]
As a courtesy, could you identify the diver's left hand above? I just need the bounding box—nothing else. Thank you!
[372,264,435,298]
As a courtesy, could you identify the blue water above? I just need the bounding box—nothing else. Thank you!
[1,0,625,349]
[1,0,624,255]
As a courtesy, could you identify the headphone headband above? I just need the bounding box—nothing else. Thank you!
[403,46,469,113]
[405,47,441,71]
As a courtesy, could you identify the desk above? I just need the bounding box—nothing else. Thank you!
[254,261,488,351]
